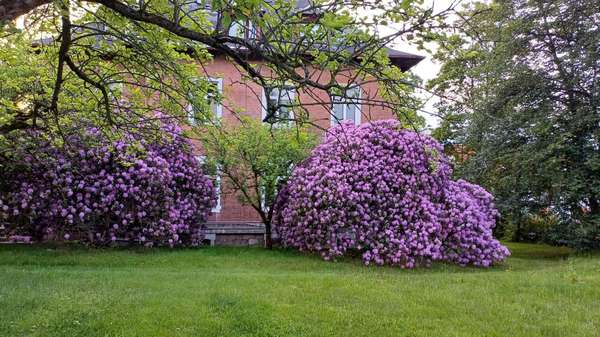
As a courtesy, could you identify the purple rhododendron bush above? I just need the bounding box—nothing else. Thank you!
[275,120,509,268]
[0,121,216,247]
[441,180,509,266]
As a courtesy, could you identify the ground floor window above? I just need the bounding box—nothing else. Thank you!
[331,86,361,126]
[262,86,295,125]
[196,156,221,213]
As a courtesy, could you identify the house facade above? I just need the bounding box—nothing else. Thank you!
[176,0,426,246]
[196,50,423,245]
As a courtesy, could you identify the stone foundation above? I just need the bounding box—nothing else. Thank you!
[214,234,264,246]
[201,222,268,247]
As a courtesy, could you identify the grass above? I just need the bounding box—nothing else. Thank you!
[0,242,598,337]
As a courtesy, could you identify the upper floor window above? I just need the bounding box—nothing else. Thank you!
[188,77,223,125]
[262,86,295,125]
[299,23,322,38]
[331,86,361,126]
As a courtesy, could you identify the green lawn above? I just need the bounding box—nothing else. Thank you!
[0,243,598,337]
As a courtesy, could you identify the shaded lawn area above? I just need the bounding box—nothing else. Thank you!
[0,242,598,337]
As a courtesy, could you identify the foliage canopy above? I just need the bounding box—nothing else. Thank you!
[201,117,317,248]
[430,0,600,248]
[0,0,447,147]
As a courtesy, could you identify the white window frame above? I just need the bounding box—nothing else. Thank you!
[260,186,267,212]
[259,168,290,212]
[196,155,221,213]
[182,1,216,25]
[247,21,257,40]
[259,180,279,213]
[331,86,362,126]
[299,23,322,38]
[261,86,296,126]
[187,77,223,125]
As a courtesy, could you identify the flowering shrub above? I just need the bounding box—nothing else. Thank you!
[441,180,510,266]
[275,120,509,267]
[0,122,216,247]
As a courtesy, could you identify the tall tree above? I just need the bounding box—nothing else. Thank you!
[1,0,452,145]
[430,0,600,247]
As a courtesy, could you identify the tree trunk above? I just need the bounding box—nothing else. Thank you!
[264,220,273,250]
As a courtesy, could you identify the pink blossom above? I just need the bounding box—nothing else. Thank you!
[275,120,509,268]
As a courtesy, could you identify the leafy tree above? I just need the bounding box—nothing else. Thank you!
[0,0,212,152]
[429,0,600,248]
[0,0,449,143]
[201,117,317,249]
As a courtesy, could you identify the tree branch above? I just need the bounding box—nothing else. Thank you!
[49,2,71,113]
[64,55,113,124]
[0,0,51,23]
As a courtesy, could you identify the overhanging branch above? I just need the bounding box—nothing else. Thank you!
[0,0,52,23]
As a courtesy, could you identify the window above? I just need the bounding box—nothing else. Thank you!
[187,77,223,125]
[180,0,219,30]
[262,86,295,125]
[196,156,221,213]
[331,86,361,125]
[299,24,322,38]
[259,179,281,212]
[183,1,212,13]
[259,163,293,212]
[247,23,257,40]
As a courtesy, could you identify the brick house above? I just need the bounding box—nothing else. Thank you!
[182,1,424,245]
[195,54,423,246]
[19,1,423,246]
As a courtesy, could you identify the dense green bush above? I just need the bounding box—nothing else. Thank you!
[511,214,558,243]
[546,217,600,250]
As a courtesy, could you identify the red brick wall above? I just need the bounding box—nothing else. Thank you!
[198,56,396,223]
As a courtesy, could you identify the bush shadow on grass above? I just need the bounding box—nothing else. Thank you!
[0,241,581,275]
[270,241,580,275]
[502,242,573,259]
